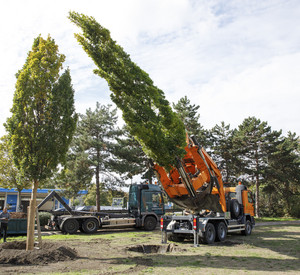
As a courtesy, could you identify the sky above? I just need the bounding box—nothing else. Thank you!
[0,0,299,138]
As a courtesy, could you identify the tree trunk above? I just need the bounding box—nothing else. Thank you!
[255,177,259,217]
[26,180,38,251]
[17,189,22,212]
[96,164,100,212]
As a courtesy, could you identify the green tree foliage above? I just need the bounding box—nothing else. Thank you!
[209,122,239,183]
[173,96,207,145]
[5,35,77,249]
[73,102,119,211]
[263,132,300,217]
[110,126,154,183]
[54,151,93,201]
[68,12,186,169]
[0,136,31,211]
[6,36,77,182]
[233,117,281,217]
[84,177,128,207]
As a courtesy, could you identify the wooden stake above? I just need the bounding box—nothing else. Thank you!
[35,207,42,248]
[26,199,35,251]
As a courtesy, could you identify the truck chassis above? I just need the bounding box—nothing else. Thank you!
[161,213,255,247]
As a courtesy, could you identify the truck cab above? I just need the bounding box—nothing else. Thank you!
[128,184,165,230]
[224,183,255,218]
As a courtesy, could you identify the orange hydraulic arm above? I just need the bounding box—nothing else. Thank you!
[152,136,226,213]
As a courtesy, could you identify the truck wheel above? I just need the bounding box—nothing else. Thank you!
[242,220,252,236]
[215,222,227,242]
[230,199,241,219]
[62,219,79,234]
[82,218,99,234]
[144,216,157,231]
[203,223,216,244]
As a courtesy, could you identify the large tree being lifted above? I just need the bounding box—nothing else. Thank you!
[68,12,186,169]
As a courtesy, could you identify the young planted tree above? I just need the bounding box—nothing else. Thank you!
[5,36,77,250]
[233,117,281,217]
[0,136,31,211]
[73,102,119,211]
[68,12,186,169]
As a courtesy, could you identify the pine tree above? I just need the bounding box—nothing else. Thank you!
[110,126,154,183]
[265,132,300,217]
[54,150,94,201]
[5,36,77,250]
[173,96,207,146]
[233,117,281,217]
[209,122,238,183]
[73,102,119,211]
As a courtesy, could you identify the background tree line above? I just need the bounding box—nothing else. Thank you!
[0,35,298,220]
[49,96,300,218]
[1,94,299,218]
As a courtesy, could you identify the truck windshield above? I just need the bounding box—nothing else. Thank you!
[129,185,138,209]
[141,190,163,214]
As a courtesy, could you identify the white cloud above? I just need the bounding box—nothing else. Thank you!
[0,0,299,138]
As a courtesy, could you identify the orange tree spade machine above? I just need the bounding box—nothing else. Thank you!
[154,136,255,246]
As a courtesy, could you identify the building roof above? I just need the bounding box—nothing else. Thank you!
[0,188,88,195]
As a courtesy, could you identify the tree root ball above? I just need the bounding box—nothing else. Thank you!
[0,241,77,265]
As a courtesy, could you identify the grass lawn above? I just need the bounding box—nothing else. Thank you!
[4,222,299,275]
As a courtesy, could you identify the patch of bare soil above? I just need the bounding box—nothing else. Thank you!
[127,243,185,254]
[0,241,77,265]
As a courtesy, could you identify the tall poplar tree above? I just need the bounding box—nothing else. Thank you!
[5,36,77,250]
[68,12,186,169]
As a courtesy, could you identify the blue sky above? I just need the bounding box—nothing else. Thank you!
[0,0,299,137]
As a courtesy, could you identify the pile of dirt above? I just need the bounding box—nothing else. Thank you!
[0,241,77,265]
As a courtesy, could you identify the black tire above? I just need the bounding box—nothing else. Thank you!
[203,222,216,244]
[230,199,241,219]
[215,222,227,242]
[79,226,85,233]
[82,218,99,234]
[144,216,157,231]
[242,220,252,236]
[62,219,79,234]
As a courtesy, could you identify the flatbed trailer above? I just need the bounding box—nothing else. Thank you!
[39,184,165,234]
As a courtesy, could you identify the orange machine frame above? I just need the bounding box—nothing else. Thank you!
[153,136,227,213]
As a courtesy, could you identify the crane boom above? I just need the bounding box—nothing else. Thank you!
[153,135,226,213]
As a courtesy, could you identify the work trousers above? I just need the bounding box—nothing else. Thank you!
[0,222,8,242]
